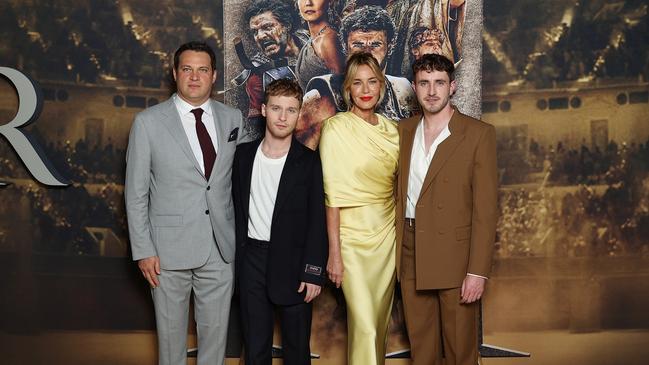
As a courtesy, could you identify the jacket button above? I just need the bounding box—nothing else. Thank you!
[443,177,449,183]
[438,230,445,235]
[206,186,211,190]
[205,210,209,215]
[437,204,443,209]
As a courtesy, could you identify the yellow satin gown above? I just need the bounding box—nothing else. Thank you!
[320,112,399,365]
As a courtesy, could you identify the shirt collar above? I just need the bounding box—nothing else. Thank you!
[415,117,452,151]
[173,93,212,117]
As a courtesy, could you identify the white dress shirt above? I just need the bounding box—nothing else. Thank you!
[247,143,287,241]
[405,118,486,280]
[173,94,219,174]
[406,119,450,218]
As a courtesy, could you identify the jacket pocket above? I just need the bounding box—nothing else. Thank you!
[455,225,471,241]
[151,214,183,227]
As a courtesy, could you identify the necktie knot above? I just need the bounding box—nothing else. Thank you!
[190,108,203,120]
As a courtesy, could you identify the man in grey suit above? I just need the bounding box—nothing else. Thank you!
[125,41,249,365]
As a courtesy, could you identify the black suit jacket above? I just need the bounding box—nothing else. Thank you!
[232,137,328,305]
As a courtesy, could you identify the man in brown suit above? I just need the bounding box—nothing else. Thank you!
[396,53,498,365]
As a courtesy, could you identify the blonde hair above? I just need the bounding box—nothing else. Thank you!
[342,52,386,110]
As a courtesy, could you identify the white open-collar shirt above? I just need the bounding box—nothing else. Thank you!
[406,118,451,219]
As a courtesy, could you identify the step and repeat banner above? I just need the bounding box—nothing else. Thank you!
[1,1,648,364]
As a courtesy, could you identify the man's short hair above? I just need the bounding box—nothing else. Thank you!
[342,52,386,109]
[408,27,445,52]
[339,6,395,55]
[412,53,455,81]
[264,78,304,106]
[245,0,295,32]
[173,41,216,71]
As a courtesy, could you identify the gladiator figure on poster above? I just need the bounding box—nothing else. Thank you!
[231,0,309,139]
[228,0,468,146]
[387,0,466,76]
[297,5,420,149]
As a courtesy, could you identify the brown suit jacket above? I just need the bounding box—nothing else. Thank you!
[396,108,498,290]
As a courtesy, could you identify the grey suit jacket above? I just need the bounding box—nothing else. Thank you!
[125,96,250,270]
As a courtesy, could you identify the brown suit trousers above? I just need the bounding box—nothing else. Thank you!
[401,222,479,365]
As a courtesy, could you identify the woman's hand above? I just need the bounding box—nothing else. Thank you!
[326,206,343,287]
[327,252,344,288]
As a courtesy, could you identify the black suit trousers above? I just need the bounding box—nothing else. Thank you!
[239,238,312,365]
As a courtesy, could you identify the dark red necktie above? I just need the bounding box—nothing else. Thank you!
[190,108,216,179]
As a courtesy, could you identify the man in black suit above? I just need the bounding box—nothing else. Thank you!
[232,78,328,365]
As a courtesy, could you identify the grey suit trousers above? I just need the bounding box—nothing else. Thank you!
[152,243,234,365]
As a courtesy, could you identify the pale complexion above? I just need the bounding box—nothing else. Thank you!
[327,64,382,287]
[413,68,486,304]
[261,95,322,302]
[261,95,300,145]
[139,50,217,287]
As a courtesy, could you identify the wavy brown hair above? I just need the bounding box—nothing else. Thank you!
[264,78,304,106]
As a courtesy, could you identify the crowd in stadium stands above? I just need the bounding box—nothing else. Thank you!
[51,138,126,184]
[483,0,649,86]
[496,143,649,258]
[0,1,220,87]
[1,138,126,256]
[0,137,125,184]
[499,138,649,186]
[497,182,649,258]
[0,182,126,256]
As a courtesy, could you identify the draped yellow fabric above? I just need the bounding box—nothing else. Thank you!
[320,112,399,365]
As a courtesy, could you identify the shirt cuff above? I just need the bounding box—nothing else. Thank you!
[467,273,488,280]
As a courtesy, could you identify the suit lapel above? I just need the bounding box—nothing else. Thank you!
[417,111,466,201]
[272,138,304,224]
[208,100,226,185]
[240,139,262,223]
[160,98,204,178]
[400,117,419,210]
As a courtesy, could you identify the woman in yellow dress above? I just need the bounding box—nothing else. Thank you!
[319,52,399,365]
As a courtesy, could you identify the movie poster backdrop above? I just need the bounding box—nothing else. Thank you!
[224,0,482,143]
[223,0,482,360]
